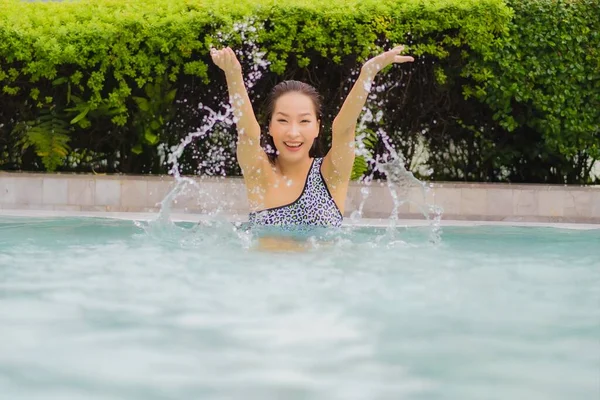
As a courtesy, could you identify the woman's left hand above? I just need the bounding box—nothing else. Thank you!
[362,45,414,75]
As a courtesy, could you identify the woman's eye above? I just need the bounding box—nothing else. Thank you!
[301,120,310,123]
[277,119,287,123]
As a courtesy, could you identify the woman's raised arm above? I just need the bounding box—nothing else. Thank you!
[210,47,266,179]
[323,45,414,185]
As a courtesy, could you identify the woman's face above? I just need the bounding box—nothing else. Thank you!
[269,92,319,163]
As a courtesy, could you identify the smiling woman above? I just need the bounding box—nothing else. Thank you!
[210,45,414,228]
[263,81,323,164]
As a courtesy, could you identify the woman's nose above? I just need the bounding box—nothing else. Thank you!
[288,124,301,136]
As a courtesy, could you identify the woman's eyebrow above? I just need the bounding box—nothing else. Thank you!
[275,112,312,117]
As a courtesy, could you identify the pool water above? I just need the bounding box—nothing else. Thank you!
[0,216,599,400]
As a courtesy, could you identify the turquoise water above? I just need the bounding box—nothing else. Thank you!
[0,216,599,400]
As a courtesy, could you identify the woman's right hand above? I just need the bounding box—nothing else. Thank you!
[361,45,414,76]
[210,47,242,75]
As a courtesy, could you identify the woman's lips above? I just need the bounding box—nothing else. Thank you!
[284,142,303,152]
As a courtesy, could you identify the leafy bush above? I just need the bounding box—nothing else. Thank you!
[462,0,600,183]
[0,0,596,183]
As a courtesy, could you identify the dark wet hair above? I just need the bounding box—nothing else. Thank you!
[261,80,324,164]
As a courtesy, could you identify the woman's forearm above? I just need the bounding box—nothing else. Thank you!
[332,45,413,136]
[225,71,261,139]
[332,67,378,136]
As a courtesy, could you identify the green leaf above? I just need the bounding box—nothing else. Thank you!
[70,107,90,124]
[165,88,177,104]
[144,130,159,145]
[132,96,150,112]
[52,77,68,86]
[132,144,143,154]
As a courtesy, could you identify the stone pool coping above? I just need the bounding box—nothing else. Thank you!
[1,172,599,224]
[1,210,599,230]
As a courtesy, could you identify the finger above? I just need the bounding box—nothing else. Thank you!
[394,55,414,63]
[214,53,224,65]
[391,45,405,54]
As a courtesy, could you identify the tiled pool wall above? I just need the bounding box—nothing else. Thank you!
[1,172,599,223]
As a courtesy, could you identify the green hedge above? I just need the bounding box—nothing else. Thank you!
[0,0,597,183]
[462,0,600,182]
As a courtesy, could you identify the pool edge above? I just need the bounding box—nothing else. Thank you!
[1,209,599,230]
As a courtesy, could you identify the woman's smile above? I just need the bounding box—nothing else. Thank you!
[283,141,303,151]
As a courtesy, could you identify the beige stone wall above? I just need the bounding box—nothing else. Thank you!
[1,172,599,223]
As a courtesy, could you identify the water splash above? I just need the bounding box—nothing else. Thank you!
[351,54,443,244]
[138,18,270,241]
[376,154,443,245]
[173,21,267,198]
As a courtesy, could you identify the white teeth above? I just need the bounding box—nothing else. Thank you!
[285,142,302,148]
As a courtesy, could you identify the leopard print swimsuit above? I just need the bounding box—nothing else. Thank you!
[248,158,343,228]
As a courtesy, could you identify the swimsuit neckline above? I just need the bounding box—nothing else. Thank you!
[250,158,316,214]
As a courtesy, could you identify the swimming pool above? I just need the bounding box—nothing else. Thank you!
[1,216,599,399]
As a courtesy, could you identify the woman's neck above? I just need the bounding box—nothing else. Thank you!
[275,156,314,181]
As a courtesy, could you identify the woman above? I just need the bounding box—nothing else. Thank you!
[210,45,414,229]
